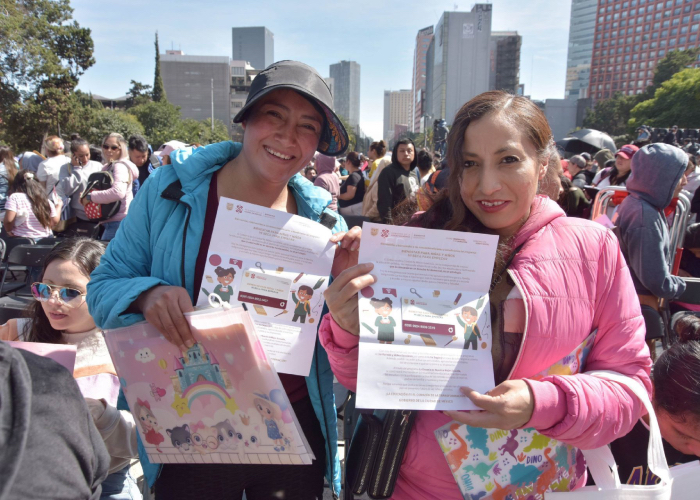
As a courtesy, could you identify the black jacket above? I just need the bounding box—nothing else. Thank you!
[0,342,110,500]
[377,163,418,223]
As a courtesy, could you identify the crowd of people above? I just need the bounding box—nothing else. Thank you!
[1,59,699,500]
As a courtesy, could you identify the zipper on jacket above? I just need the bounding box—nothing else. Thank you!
[505,269,529,381]
[180,203,192,290]
[380,410,413,497]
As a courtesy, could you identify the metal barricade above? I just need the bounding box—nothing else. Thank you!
[590,186,628,221]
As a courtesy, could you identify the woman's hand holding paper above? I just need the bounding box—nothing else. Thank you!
[135,285,195,351]
[324,263,375,336]
[443,380,535,430]
[330,226,362,278]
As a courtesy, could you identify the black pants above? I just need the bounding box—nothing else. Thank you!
[154,395,327,499]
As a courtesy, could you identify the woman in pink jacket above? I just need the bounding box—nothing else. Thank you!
[82,133,139,241]
[322,91,652,499]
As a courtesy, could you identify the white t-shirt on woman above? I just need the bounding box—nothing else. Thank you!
[4,193,56,238]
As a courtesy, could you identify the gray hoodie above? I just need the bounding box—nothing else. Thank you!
[616,143,688,299]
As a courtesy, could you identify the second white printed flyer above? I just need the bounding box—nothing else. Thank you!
[356,222,499,411]
[196,197,335,377]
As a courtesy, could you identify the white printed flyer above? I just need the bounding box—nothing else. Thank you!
[356,223,499,411]
[196,198,335,377]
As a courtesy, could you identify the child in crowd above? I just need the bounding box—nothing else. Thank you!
[3,169,61,238]
[609,313,700,483]
[0,238,141,500]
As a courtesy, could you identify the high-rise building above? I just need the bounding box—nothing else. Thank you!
[383,90,412,143]
[565,0,597,100]
[490,31,522,94]
[231,27,274,70]
[160,51,232,133]
[589,0,700,102]
[425,5,493,124]
[230,60,261,140]
[412,26,434,132]
[329,60,361,129]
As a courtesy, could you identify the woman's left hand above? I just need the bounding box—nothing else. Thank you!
[443,380,535,430]
[330,226,362,278]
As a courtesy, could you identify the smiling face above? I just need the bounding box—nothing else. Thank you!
[461,311,477,325]
[656,408,700,457]
[40,259,95,334]
[297,289,310,302]
[138,407,157,432]
[458,112,547,239]
[254,398,279,421]
[218,273,234,286]
[241,89,323,187]
[375,303,392,318]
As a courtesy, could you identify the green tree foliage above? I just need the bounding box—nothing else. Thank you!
[630,68,700,128]
[582,92,639,137]
[646,47,700,97]
[128,100,182,147]
[152,32,166,103]
[180,118,230,145]
[125,80,152,108]
[0,0,94,144]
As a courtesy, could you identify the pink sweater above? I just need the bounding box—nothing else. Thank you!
[89,160,139,223]
[319,196,652,499]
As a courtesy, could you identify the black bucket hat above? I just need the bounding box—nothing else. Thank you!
[233,60,349,157]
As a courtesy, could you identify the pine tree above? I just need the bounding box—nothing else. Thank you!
[152,32,166,102]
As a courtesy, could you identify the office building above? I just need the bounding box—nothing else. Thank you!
[425,5,493,124]
[412,26,434,132]
[590,0,700,102]
[230,60,260,140]
[383,89,412,143]
[490,31,522,94]
[231,27,274,70]
[160,51,232,133]
[565,0,597,100]
[329,60,361,129]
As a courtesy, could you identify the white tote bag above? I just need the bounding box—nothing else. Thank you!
[546,370,700,500]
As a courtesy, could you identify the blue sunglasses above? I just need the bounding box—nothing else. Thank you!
[31,282,86,307]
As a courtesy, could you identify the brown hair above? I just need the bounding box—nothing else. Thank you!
[370,140,387,157]
[9,170,53,229]
[0,146,18,184]
[346,151,361,168]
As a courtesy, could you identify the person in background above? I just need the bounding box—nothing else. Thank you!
[414,149,435,186]
[568,154,588,188]
[558,174,591,218]
[365,140,388,187]
[89,145,103,164]
[18,151,45,173]
[663,125,681,146]
[338,151,366,216]
[37,135,68,195]
[0,238,141,499]
[593,144,639,188]
[314,153,340,212]
[376,138,418,224]
[303,165,317,182]
[679,223,700,278]
[0,341,110,499]
[609,314,700,483]
[128,135,155,194]
[362,140,393,220]
[83,133,138,242]
[593,148,614,174]
[55,138,103,238]
[152,140,187,166]
[0,145,19,218]
[4,170,61,238]
[581,151,596,183]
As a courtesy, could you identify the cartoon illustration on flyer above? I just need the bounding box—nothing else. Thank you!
[103,307,314,464]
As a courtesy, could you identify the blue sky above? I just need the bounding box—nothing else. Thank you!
[73,0,572,140]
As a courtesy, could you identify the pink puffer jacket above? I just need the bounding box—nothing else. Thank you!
[319,196,651,499]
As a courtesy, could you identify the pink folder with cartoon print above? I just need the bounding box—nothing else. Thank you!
[103,306,314,465]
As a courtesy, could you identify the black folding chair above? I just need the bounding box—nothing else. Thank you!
[0,303,26,324]
[34,237,63,246]
[0,237,35,295]
[0,245,54,297]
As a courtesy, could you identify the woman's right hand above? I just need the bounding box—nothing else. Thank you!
[135,286,195,350]
[323,263,375,336]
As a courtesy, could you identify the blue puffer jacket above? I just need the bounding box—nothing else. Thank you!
[87,141,344,496]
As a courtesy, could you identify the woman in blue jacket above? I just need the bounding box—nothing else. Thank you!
[87,61,353,499]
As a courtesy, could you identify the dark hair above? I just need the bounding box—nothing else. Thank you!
[391,139,417,170]
[214,266,236,278]
[685,223,700,249]
[24,238,106,344]
[417,150,433,173]
[128,134,149,153]
[654,314,700,421]
[346,151,361,168]
[609,158,632,186]
[69,138,89,155]
[9,170,53,229]
[370,140,387,157]
[70,133,81,141]
[0,145,18,184]
[370,297,393,309]
[90,145,103,163]
[413,91,554,278]
[461,306,478,316]
[298,285,314,297]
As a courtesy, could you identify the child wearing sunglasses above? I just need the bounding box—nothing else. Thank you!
[0,237,141,500]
